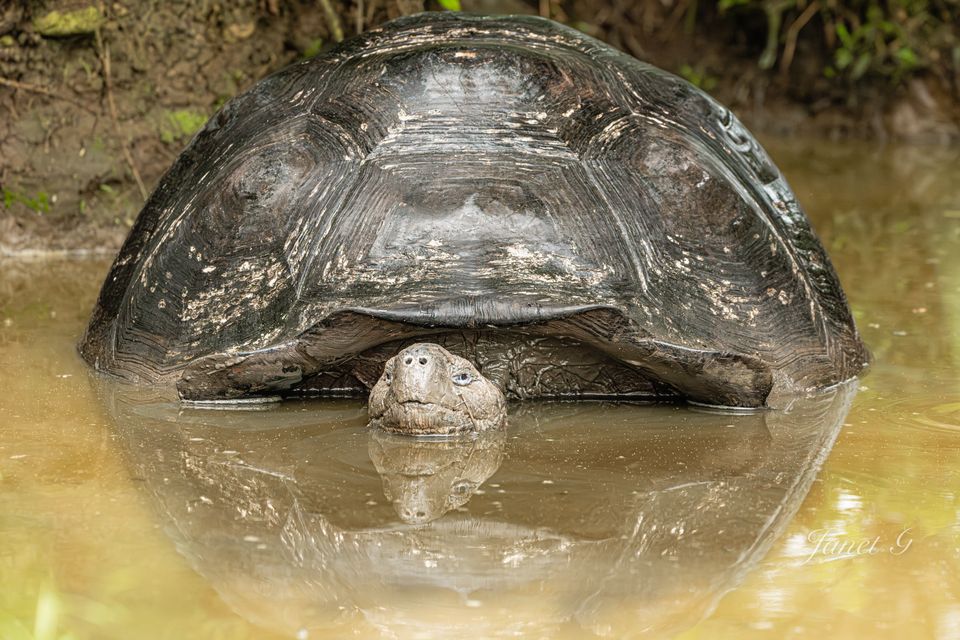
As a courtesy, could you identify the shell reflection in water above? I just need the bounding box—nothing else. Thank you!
[96,382,855,638]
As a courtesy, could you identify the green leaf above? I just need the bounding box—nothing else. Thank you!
[835,47,853,70]
[851,52,872,79]
[896,47,918,67]
[303,38,324,58]
[718,0,751,10]
[835,23,854,48]
[438,0,461,10]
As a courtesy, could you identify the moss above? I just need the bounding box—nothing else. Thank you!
[32,6,104,37]
[0,35,15,48]
[3,188,51,214]
[158,109,208,144]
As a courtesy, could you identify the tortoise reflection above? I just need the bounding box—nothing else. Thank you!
[96,382,855,638]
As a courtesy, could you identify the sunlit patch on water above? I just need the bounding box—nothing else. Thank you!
[1,139,960,638]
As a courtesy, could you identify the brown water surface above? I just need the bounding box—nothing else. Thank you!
[1,139,959,639]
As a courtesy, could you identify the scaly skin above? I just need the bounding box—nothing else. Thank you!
[368,343,507,436]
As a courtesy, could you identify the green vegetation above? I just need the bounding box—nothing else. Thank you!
[2,188,51,215]
[303,37,325,58]
[98,184,118,198]
[32,6,104,37]
[438,0,462,10]
[717,0,959,85]
[158,109,208,145]
[679,64,719,90]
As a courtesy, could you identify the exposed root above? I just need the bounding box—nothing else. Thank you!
[780,1,820,77]
[0,77,96,113]
[94,29,147,201]
[319,0,344,42]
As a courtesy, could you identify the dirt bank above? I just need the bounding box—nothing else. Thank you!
[1,0,958,254]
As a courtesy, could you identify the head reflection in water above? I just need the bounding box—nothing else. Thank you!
[369,429,506,524]
[98,380,856,638]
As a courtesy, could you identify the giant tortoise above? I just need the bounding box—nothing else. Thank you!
[80,12,868,435]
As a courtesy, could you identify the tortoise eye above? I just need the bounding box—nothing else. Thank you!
[452,372,473,386]
[451,480,475,495]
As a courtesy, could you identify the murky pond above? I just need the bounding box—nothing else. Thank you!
[1,139,959,639]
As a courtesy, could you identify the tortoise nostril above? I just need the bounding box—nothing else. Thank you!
[419,356,428,365]
[404,356,413,365]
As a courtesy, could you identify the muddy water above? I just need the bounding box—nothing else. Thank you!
[1,140,959,639]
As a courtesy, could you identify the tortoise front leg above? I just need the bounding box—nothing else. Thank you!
[176,341,314,401]
[175,310,433,401]
[614,339,774,408]
[541,309,773,408]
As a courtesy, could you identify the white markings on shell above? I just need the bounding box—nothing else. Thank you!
[86,13,864,392]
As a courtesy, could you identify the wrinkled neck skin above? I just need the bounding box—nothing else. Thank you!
[368,343,507,436]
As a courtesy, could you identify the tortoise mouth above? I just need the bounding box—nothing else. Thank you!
[370,399,478,437]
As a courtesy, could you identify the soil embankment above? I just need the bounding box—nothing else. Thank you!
[1,0,957,253]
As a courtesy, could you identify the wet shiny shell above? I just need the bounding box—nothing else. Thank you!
[80,12,867,397]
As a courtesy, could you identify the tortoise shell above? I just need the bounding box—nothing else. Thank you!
[80,12,867,407]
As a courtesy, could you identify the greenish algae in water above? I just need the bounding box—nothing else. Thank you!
[1,140,959,639]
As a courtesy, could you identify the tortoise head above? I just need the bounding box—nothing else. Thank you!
[368,343,506,436]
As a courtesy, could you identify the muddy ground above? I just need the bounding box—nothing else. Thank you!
[1,0,958,254]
